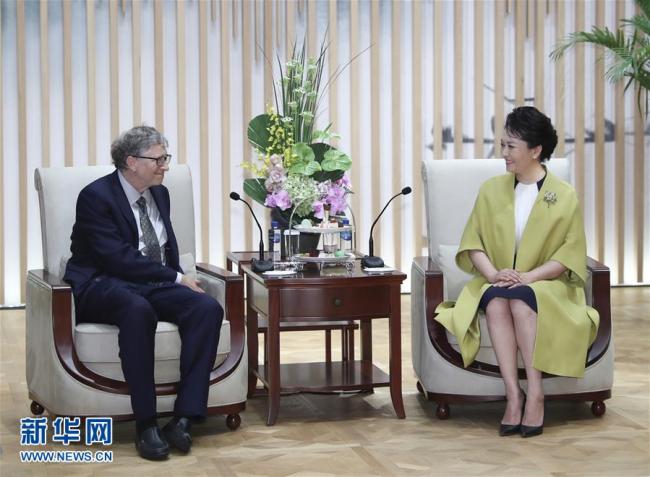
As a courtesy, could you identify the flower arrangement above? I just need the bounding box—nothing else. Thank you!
[243,40,353,226]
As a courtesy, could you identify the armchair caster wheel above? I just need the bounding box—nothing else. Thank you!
[30,401,44,415]
[416,381,424,394]
[436,403,450,420]
[591,400,606,417]
[226,413,241,430]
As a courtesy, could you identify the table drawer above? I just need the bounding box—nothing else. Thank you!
[280,286,389,318]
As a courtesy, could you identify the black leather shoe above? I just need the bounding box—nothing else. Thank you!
[521,424,544,438]
[135,426,169,460]
[163,417,192,453]
[499,423,522,436]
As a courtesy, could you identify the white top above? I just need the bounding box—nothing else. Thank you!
[514,181,539,248]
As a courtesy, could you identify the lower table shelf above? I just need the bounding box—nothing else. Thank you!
[254,360,389,393]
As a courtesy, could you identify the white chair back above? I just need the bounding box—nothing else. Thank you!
[34,164,196,275]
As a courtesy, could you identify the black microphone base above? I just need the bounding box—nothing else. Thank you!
[251,258,274,273]
[361,256,385,269]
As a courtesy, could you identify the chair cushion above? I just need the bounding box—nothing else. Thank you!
[74,320,230,382]
[437,244,473,301]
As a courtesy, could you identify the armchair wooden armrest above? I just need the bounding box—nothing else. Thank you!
[28,265,246,397]
[196,263,246,383]
[586,257,611,363]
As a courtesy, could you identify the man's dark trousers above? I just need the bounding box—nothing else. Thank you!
[77,276,223,421]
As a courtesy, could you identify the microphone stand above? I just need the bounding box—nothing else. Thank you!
[229,192,274,273]
[361,187,412,269]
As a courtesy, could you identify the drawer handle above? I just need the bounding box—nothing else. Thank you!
[333,298,342,306]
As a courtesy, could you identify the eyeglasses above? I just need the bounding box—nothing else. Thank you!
[133,154,172,166]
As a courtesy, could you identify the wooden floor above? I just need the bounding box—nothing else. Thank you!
[1,288,649,476]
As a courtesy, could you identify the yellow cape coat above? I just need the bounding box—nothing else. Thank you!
[435,170,599,378]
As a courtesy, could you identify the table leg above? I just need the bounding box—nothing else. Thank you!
[389,285,405,418]
[266,289,281,425]
[246,278,259,399]
[360,319,373,392]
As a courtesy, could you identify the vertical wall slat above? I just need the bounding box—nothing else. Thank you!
[63,0,73,166]
[132,0,141,126]
[349,1,360,239]
[633,86,645,282]
[615,0,625,283]
[17,0,27,302]
[494,0,505,157]
[199,0,209,262]
[574,0,585,204]
[515,0,525,105]
[391,2,401,271]
[534,0,545,110]
[286,0,295,56]
[412,0,423,253]
[554,0,565,156]
[87,0,96,164]
[260,0,273,248]
[371,0,381,255]
[307,0,316,58]
[474,0,483,157]
[242,0,253,253]
[433,0,442,159]
[220,0,231,258]
[328,0,337,139]
[40,0,49,167]
[1,0,5,303]
[594,0,605,261]
[453,1,463,158]
[176,1,186,163]
[155,0,164,131]
[109,0,119,139]
[231,0,237,39]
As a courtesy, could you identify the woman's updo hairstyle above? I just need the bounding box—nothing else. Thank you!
[504,106,558,162]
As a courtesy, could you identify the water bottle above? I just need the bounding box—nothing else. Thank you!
[271,220,281,263]
[340,218,352,253]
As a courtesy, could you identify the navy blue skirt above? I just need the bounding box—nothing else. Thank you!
[479,285,538,313]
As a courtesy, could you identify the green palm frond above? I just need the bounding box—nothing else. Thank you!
[550,0,649,117]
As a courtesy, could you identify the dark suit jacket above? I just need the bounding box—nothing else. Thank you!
[63,170,182,298]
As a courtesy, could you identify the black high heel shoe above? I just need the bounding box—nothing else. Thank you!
[499,393,526,436]
[520,423,543,438]
[521,399,544,438]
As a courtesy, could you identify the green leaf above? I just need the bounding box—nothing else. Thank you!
[247,114,272,151]
[322,149,352,172]
[292,142,315,163]
[243,178,268,206]
[288,160,322,175]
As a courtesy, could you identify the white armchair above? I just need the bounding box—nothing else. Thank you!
[26,165,247,429]
[411,158,613,418]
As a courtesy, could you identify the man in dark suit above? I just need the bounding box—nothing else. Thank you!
[64,126,222,460]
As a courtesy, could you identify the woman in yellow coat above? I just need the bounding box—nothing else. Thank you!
[435,107,598,438]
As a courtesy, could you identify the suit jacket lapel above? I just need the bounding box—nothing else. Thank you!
[109,170,139,242]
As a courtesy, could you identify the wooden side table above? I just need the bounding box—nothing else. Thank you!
[227,251,358,362]
[242,262,407,425]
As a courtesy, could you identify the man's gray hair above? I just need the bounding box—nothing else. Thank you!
[110,125,169,170]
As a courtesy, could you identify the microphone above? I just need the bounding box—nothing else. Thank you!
[361,186,412,269]
[229,192,274,273]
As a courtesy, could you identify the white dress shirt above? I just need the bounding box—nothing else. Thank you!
[118,170,182,283]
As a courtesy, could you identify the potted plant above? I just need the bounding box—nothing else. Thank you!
[243,39,355,252]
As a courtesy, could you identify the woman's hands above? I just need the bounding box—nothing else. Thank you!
[491,269,533,288]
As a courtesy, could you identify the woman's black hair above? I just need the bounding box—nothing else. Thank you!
[504,106,558,162]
